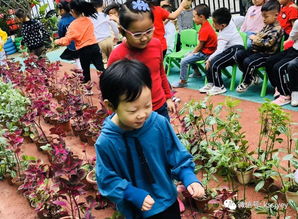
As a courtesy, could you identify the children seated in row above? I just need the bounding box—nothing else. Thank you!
[91,0,119,63]
[173,4,217,88]
[15,9,50,58]
[240,0,266,48]
[199,8,244,95]
[0,28,7,66]
[96,58,204,219]
[265,19,298,106]
[235,0,283,93]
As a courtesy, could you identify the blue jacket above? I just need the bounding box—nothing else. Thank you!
[58,13,76,51]
[95,112,199,218]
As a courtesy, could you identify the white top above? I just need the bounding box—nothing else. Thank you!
[91,12,119,42]
[289,19,298,50]
[164,21,176,54]
[208,20,244,61]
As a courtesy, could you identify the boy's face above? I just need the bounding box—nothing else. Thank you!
[108,8,119,17]
[253,0,265,6]
[193,11,204,25]
[110,86,152,130]
[212,18,226,31]
[262,10,278,25]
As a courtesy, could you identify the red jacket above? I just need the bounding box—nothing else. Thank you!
[108,38,172,111]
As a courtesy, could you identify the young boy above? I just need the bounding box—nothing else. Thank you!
[96,59,205,219]
[235,0,283,93]
[199,7,244,95]
[277,0,298,38]
[91,0,119,63]
[173,4,217,88]
[15,9,50,58]
[0,28,8,65]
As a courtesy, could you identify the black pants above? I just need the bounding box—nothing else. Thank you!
[147,200,180,219]
[207,45,244,87]
[288,57,298,92]
[265,48,298,96]
[78,43,104,83]
[235,49,270,84]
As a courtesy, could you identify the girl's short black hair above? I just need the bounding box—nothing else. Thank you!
[100,59,152,109]
[70,0,97,19]
[103,3,121,14]
[119,0,154,30]
[15,9,27,19]
[212,7,231,25]
[261,0,280,12]
[57,0,71,12]
[194,4,210,19]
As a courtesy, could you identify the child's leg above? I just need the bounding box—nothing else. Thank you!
[78,46,93,83]
[155,102,170,121]
[90,44,105,72]
[98,37,114,63]
[288,58,298,106]
[147,200,180,219]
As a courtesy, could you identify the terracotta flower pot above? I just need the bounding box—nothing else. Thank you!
[235,169,254,185]
[86,170,98,190]
[55,119,71,133]
[193,196,215,213]
[286,191,298,206]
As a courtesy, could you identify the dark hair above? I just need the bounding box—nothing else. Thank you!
[194,4,210,19]
[261,0,280,12]
[57,0,71,12]
[119,0,154,30]
[148,0,161,6]
[69,0,97,19]
[91,0,103,8]
[212,7,231,25]
[100,59,152,109]
[161,4,173,12]
[103,3,121,14]
[15,9,27,19]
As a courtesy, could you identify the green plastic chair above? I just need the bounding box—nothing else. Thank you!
[163,32,178,70]
[255,35,285,97]
[164,29,198,75]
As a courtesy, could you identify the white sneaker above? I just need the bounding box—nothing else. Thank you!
[236,81,253,93]
[291,92,298,107]
[199,83,213,93]
[207,86,227,96]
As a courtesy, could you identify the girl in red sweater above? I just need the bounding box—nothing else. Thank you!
[55,0,104,86]
[107,0,175,120]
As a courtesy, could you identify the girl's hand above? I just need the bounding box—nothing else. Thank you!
[54,39,59,45]
[141,195,155,211]
[166,99,176,114]
[187,182,205,199]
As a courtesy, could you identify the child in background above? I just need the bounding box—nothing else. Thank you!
[0,28,7,65]
[162,4,176,55]
[55,0,104,89]
[199,8,244,95]
[96,59,205,219]
[15,9,50,58]
[277,0,298,38]
[288,57,298,106]
[104,3,121,24]
[240,0,266,48]
[176,0,193,52]
[57,0,81,70]
[91,0,119,63]
[173,4,217,88]
[265,19,298,106]
[108,0,175,120]
[235,0,283,93]
[150,0,188,57]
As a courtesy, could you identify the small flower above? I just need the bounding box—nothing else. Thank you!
[132,0,150,11]
[294,169,298,184]
[224,199,237,210]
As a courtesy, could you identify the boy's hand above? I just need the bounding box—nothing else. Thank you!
[187,182,205,199]
[141,195,155,211]
[205,60,211,70]
[249,34,257,41]
[166,99,176,114]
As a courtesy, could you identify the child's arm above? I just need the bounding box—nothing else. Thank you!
[163,118,205,198]
[55,23,78,46]
[192,40,205,54]
[252,28,282,49]
[95,140,151,210]
[168,0,189,20]
[206,37,228,69]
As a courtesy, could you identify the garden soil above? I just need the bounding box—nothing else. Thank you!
[0,62,297,219]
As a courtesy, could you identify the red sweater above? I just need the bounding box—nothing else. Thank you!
[107,38,172,111]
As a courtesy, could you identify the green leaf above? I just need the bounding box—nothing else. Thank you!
[255,180,265,192]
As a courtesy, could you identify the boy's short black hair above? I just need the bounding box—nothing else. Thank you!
[100,59,152,109]
[161,4,173,12]
[194,4,210,19]
[91,0,103,8]
[15,9,27,19]
[261,0,280,12]
[212,7,231,25]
